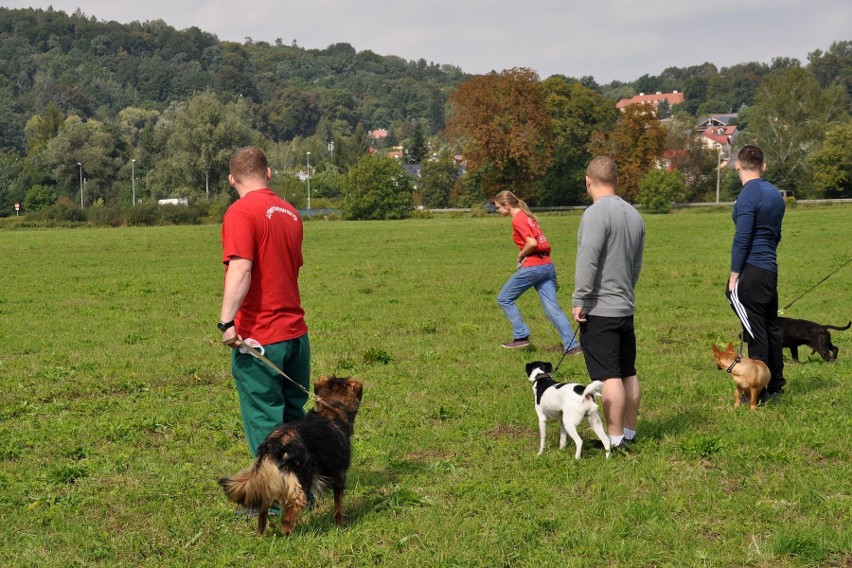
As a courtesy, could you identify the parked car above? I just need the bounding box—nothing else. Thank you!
[779,189,795,199]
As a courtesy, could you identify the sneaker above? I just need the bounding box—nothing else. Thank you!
[758,391,782,405]
[564,345,582,356]
[590,439,633,454]
[501,337,531,349]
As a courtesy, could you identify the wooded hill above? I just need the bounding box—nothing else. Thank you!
[0,7,849,216]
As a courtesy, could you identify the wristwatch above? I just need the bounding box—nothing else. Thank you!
[217,320,235,332]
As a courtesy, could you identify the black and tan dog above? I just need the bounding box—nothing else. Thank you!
[779,316,850,362]
[219,375,363,535]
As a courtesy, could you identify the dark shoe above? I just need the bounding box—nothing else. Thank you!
[758,391,782,405]
[610,440,634,455]
[501,337,531,349]
[564,345,582,356]
[590,439,632,452]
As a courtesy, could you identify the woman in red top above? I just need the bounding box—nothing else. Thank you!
[494,191,580,354]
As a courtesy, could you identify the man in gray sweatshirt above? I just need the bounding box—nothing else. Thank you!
[572,156,645,452]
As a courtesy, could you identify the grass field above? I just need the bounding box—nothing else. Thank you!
[0,204,850,567]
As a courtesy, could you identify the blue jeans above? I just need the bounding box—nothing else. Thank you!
[497,263,578,351]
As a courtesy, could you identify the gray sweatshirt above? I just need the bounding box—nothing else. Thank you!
[572,195,645,317]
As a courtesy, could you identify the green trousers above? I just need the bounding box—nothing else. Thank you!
[231,333,310,457]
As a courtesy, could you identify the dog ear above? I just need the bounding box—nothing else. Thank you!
[543,361,553,373]
[726,341,734,351]
[349,379,363,400]
[712,344,719,355]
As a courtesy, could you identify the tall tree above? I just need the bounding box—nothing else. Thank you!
[149,93,253,200]
[537,77,618,205]
[405,121,428,164]
[589,104,667,201]
[808,121,852,198]
[446,67,552,200]
[740,67,847,196]
[418,149,458,208]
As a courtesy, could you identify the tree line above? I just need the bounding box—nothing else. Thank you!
[0,7,849,221]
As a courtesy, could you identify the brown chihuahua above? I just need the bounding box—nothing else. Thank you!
[712,342,770,410]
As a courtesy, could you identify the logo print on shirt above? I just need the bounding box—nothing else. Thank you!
[266,206,299,222]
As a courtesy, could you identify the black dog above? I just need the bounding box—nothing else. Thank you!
[219,376,363,535]
[778,317,850,362]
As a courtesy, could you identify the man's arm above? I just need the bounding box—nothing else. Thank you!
[220,256,252,344]
[573,213,604,307]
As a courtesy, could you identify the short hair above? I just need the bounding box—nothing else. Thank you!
[737,145,764,172]
[586,156,618,186]
[229,146,268,183]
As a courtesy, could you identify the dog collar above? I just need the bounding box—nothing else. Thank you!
[726,356,741,373]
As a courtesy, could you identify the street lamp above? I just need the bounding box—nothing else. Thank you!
[306,151,311,210]
[77,162,83,208]
[715,145,722,204]
[131,159,136,206]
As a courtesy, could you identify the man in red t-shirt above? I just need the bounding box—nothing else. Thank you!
[218,146,310,457]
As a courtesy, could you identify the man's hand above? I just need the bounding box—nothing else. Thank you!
[728,272,739,292]
[572,306,586,323]
[222,329,240,348]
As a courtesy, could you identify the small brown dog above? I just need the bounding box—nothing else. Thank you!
[219,376,363,535]
[712,342,770,409]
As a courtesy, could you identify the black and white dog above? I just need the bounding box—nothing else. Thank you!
[526,361,610,459]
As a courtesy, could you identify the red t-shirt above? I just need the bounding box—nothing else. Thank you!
[512,211,552,268]
[222,188,308,344]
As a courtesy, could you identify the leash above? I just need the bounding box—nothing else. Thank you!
[552,324,582,375]
[780,257,851,314]
[224,337,316,410]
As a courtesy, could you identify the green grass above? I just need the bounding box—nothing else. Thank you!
[0,205,850,567]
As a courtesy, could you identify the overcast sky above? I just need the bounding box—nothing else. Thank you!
[5,1,850,83]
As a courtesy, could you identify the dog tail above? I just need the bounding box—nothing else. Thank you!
[218,456,286,510]
[583,380,604,399]
[825,321,851,331]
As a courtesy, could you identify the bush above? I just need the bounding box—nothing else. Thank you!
[342,155,413,220]
[30,196,85,223]
[158,204,204,225]
[637,169,688,213]
[85,206,122,227]
[124,203,159,226]
[23,184,57,213]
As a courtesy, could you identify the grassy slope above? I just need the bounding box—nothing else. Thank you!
[0,205,849,567]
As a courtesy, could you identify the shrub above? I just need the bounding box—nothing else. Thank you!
[23,184,57,212]
[637,169,688,213]
[30,196,85,223]
[342,154,413,220]
[124,203,159,226]
[85,205,122,227]
[158,204,204,225]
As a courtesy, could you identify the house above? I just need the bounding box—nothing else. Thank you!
[368,128,389,141]
[696,114,737,133]
[615,91,684,112]
[697,114,739,154]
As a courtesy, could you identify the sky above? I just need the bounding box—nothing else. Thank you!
[4,1,851,83]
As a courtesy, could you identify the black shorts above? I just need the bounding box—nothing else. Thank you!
[579,315,637,380]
